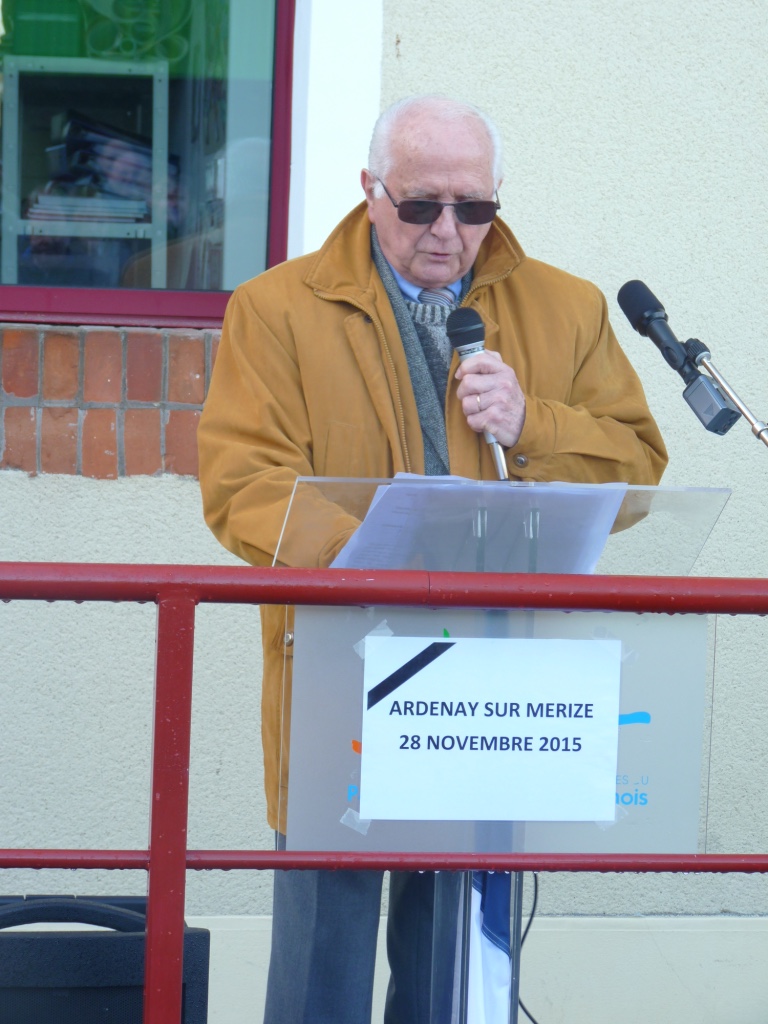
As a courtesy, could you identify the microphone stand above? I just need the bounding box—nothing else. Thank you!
[465,450,528,1024]
[684,339,768,449]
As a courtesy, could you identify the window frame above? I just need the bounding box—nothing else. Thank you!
[0,0,295,329]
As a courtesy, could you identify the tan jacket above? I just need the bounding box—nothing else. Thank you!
[198,203,667,828]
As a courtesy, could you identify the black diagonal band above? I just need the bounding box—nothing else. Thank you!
[366,641,455,710]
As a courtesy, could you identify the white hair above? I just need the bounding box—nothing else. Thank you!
[367,95,503,197]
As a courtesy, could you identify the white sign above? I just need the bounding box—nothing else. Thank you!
[360,636,621,822]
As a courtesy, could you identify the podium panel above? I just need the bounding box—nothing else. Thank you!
[283,604,709,853]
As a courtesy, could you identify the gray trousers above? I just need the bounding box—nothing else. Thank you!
[264,848,436,1024]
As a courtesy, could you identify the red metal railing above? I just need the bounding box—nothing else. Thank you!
[2,562,768,1022]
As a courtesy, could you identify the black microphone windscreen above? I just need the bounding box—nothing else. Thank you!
[446,308,485,348]
[617,280,666,334]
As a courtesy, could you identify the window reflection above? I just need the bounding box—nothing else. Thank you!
[0,0,275,292]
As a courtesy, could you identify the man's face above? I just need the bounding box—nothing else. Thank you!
[362,114,498,290]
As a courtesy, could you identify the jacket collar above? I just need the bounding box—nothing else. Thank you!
[302,201,527,306]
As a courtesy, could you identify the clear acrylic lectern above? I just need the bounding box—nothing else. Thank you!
[274,476,730,1024]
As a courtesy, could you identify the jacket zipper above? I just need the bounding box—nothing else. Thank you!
[462,271,510,305]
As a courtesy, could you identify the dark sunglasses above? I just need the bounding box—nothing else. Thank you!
[376,178,500,226]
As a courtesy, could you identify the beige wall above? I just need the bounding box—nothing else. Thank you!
[378,0,768,526]
[0,473,273,915]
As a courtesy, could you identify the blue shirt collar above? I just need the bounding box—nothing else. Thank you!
[389,264,462,304]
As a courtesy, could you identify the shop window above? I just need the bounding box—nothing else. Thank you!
[0,0,291,325]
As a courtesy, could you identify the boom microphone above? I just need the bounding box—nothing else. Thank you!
[446,308,509,480]
[617,280,740,435]
[617,280,698,380]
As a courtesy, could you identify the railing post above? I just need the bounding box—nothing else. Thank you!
[144,592,196,1024]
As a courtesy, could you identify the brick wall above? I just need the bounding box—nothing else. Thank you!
[0,324,220,478]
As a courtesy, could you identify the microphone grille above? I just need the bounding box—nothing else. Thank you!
[617,280,665,334]
[446,308,485,348]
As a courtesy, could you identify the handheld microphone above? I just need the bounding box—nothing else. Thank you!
[446,308,509,480]
[617,280,740,436]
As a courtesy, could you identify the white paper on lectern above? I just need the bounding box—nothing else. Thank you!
[330,474,626,572]
[360,636,621,821]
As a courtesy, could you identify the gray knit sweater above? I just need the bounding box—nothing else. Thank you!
[370,228,471,475]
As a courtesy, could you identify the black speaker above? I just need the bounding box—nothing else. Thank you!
[0,895,209,1023]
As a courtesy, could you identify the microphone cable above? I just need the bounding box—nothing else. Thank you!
[519,870,541,1024]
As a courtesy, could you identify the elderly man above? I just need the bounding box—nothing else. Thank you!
[198,95,667,1023]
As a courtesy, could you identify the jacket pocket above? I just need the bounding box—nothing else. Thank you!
[319,421,367,477]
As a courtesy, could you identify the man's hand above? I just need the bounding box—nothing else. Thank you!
[455,351,526,448]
